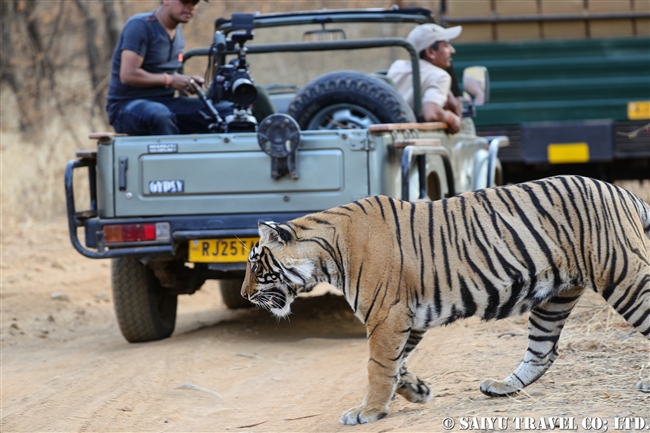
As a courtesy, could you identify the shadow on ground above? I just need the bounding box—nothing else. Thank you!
[177,292,366,342]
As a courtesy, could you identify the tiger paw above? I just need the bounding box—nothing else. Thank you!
[479,378,521,397]
[339,406,387,425]
[396,376,433,403]
[636,379,650,392]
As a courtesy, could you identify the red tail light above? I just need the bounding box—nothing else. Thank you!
[103,223,170,244]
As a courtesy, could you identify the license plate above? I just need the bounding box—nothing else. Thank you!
[628,101,650,120]
[547,142,589,164]
[188,237,258,263]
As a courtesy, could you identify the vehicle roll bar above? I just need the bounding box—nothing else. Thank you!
[184,37,425,121]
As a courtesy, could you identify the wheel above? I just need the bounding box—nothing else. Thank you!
[494,161,504,186]
[286,70,415,130]
[111,257,178,343]
[219,278,252,309]
[427,171,442,201]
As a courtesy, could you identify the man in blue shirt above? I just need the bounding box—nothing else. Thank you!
[107,0,229,135]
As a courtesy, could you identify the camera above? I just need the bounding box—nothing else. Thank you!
[204,14,258,133]
[210,61,257,108]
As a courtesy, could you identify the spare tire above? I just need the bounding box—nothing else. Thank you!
[286,70,415,130]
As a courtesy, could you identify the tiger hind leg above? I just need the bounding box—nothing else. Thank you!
[602,270,650,392]
[396,329,432,403]
[480,286,585,397]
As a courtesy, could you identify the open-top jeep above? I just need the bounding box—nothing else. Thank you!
[65,7,507,343]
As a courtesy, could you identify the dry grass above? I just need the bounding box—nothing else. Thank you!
[1,108,93,227]
[555,297,649,402]
[458,290,650,419]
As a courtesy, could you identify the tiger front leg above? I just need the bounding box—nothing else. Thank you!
[340,314,411,425]
[480,286,585,397]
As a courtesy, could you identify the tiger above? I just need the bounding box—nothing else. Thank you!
[240,175,650,425]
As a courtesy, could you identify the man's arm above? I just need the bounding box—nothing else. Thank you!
[422,101,461,134]
[445,92,462,117]
[119,49,204,94]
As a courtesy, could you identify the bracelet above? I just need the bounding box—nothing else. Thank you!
[163,73,171,88]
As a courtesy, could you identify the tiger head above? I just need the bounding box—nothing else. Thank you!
[241,221,316,318]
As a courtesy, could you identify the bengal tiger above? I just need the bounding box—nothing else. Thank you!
[240,175,650,425]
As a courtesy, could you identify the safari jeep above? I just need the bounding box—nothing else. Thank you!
[65,7,508,343]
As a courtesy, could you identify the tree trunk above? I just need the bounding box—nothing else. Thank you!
[1,1,33,131]
[20,0,49,109]
[102,0,122,61]
[73,0,106,120]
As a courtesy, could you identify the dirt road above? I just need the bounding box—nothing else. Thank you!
[1,220,648,432]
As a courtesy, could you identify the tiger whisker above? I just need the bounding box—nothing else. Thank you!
[234,234,251,253]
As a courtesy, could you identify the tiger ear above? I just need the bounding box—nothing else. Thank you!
[258,221,293,246]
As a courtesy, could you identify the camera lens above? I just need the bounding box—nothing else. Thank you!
[232,78,257,105]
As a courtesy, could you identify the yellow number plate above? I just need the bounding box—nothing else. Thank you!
[547,142,589,164]
[188,237,258,263]
[628,101,650,120]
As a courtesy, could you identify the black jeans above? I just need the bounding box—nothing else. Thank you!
[110,97,232,135]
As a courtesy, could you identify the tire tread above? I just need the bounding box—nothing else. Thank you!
[111,257,177,343]
[287,70,415,129]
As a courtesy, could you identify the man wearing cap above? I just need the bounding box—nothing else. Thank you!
[106,0,229,135]
[387,23,463,134]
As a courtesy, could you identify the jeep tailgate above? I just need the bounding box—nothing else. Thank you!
[104,131,369,217]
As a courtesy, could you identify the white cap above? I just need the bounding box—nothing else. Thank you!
[407,24,463,53]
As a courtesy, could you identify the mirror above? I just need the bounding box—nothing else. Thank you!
[462,66,489,105]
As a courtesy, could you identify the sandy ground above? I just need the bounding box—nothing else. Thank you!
[1,219,649,433]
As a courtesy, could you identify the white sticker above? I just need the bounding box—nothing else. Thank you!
[148,143,178,153]
[149,180,185,194]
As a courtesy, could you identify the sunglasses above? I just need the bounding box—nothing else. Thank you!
[179,0,200,5]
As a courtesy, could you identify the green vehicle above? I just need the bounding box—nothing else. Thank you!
[65,7,506,343]
[450,25,650,183]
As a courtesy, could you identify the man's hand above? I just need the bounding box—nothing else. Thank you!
[445,111,461,134]
[170,74,204,94]
[423,101,462,134]
[445,92,462,117]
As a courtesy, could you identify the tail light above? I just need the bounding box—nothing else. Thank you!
[103,223,171,244]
